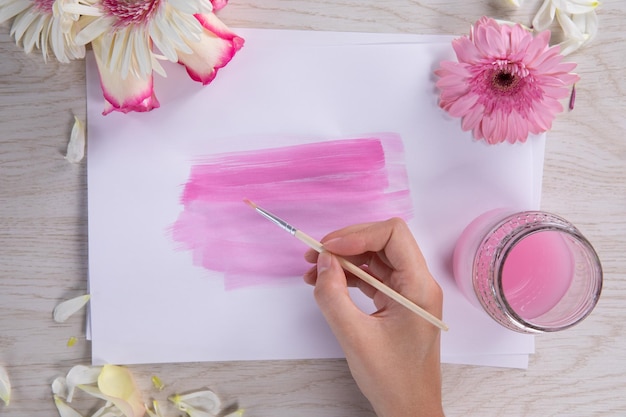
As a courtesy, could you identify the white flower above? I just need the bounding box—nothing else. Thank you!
[53,294,91,322]
[65,116,86,163]
[533,0,599,30]
[0,365,10,406]
[508,0,524,6]
[532,0,600,55]
[66,0,214,79]
[0,0,85,62]
[556,8,598,55]
[63,0,242,114]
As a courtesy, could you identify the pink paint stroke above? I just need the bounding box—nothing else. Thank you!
[171,133,414,289]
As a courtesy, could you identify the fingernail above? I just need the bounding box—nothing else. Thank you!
[322,237,342,248]
[317,251,332,273]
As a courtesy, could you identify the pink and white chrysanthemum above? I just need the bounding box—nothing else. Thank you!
[65,0,243,114]
[0,0,85,63]
[435,17,579,144]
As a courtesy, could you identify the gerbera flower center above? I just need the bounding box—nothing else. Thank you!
[34,0,55,13]
[492,71,519,91]
[490,59,528,93]
[101,0,162,27]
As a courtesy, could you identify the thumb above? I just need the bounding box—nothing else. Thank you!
[314,251,364,334]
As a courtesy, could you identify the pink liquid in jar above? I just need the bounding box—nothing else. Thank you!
[454,210,602,332]
[501,231,574,320]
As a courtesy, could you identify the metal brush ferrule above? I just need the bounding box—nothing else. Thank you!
[255,207,297,236]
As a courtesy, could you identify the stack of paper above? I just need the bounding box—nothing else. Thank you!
[87,29,541,369]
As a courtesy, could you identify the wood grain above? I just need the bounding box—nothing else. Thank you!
[1,1,625,416]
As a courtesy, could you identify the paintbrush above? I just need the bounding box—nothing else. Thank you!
[244,199,448,331]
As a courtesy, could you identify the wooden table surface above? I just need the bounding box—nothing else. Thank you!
[1,1,625,416]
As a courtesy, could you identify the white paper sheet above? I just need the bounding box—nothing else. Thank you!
[87,28,541,368]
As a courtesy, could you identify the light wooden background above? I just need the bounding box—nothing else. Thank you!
[1,1,625,416]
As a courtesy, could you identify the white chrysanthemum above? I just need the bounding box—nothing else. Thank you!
[65,0,213,79]
[0,0,85,62]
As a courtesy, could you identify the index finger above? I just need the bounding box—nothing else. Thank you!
[321,218,429,276]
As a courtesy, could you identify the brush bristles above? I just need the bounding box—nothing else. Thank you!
[243,198,257,209]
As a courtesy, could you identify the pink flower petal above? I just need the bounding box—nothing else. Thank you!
[195,12,242,43]
[461,105,485,131]
[524,29,551,64]
[452,37,481,64]
[92,40,159,115]
[448,93,479,118]
[210,0,229,11]
[178,13,244,85]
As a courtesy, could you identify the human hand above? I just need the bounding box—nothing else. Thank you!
[304,218,444,417]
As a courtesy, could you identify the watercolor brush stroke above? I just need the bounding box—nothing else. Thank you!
[244,199,449,331]
[171,134,414,289]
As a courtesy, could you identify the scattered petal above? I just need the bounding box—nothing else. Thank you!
[65,116,86,163]
[54,395,84,417]
[96,365,144,417]
[52,376,68,399]
[0,365,10,406]
[569,84,576,110]
[91,402,125,417]
[151,376,165,391]
[145,400,165,417]
[66,365,101,402]
[53,294,91,323]
[169,389,221,417]
[67,336,78,347]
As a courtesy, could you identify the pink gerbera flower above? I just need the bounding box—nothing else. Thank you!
[435,17,579,144]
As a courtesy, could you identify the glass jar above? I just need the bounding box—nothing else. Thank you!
[453,209,603,333]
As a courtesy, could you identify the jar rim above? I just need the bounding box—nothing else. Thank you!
[473,211,603,333]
